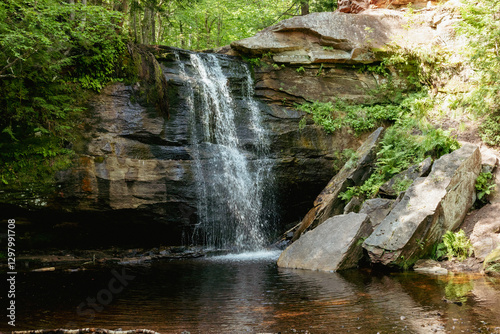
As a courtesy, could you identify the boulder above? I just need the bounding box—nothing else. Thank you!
[469,202,500,261]
[277,213,372,271]
[231,11,459,64]
[379,157,432,197]
[479,146,499,174]
[483,246,500,276]
[291,127,384,241]
[413,259,448,275]
[363,143,481,267]
[359,198,397,229]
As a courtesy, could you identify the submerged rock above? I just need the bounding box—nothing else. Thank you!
[413,259,448,275]
[277,212,372,271]
[363,143,481,267]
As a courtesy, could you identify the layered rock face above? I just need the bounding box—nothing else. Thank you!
[228,6,464,105]
[1,47,362,247]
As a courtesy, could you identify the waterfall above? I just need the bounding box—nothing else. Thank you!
[175,52,274,251]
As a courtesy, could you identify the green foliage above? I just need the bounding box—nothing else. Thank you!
[383,44,450,89]
[441,230,474,261]
[431,242,448,260]
[340,120,459,201]
[296,66,306,74]
[479,112,500,146]
[0,0,126,186]
[297,101,342,134]
[296,98,401,135]
[475,172,495,201]
[457,0,500,113]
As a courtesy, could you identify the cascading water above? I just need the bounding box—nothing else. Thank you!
[175,52,274,251]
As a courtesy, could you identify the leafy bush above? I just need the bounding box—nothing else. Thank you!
[475,172,496,201]
[297,98,401,135]
[0,0,126,186]
[441,230,474,261]
[340,122,459,202]
[479,112,500,146]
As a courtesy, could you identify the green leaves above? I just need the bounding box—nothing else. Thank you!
[441,230,474,261]
[0,0,125,187]
[457,0,500,126]
[475,172,495,201]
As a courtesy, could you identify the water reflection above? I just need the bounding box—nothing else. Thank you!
[4,257,500,333]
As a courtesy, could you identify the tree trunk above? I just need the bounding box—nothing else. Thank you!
[204,12,211,48]
[216,14,222,47]
[133,6,140,43]
[142,6,152,44]
[151,6,156,44]
[301,0,310,15]
[69,0,75,20]
[180,22,185,48]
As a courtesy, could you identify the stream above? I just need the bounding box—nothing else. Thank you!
[6,251,500,333]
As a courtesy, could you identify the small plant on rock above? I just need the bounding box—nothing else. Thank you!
[475,172,496,202]
[441,230,474,261]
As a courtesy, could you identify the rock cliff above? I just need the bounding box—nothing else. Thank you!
[1,46,363,248]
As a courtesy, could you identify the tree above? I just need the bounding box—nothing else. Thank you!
[300,0,310,15]
[0,0,125,185]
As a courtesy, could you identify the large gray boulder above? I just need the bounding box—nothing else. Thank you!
[277,213,372,271]
[359,198,397,229]
[363,143,481,267]
[231,10,462,64]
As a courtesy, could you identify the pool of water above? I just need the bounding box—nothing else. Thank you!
[5,251,500,333]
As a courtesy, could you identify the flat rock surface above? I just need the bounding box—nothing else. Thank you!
[277,212,372,271]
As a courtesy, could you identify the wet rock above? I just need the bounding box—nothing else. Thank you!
[414,259,448,275]
[291,127,384,241]
[277,213,372,271]
[0,47,364,248]
[469,203,500,262]
[363,143,481,267]
[253,62,394,104]
[359,198,397,229]
[379,157,432,197]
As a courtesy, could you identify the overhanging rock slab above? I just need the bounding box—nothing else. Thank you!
[291,127,383,241]
[277,212,372,271]
[363,143,481,267]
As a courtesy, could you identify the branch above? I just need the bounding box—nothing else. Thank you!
[0,48,38,76]
[270,1,299,26]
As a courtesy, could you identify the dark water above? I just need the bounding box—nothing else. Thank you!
[4,251,500,333]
